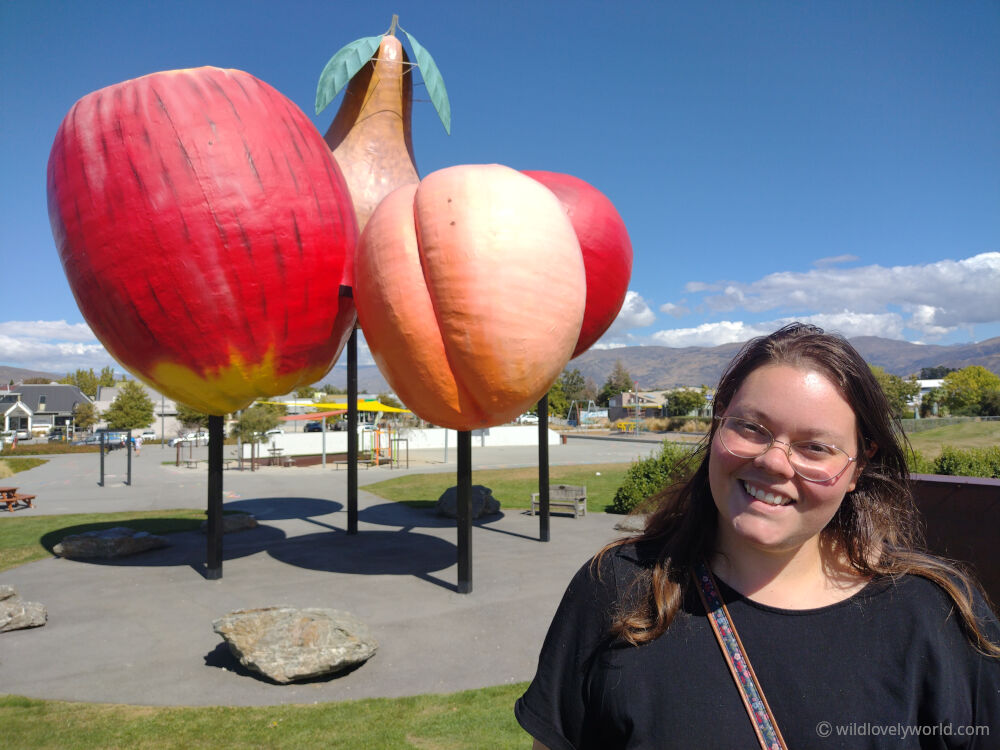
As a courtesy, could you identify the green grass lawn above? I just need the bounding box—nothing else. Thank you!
[364,463,634,514]
[0,457,47,478]
[905,420,1000,459]
[0,681,530,749]
[0,509,230,573]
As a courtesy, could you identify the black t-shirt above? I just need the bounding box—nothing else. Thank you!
[516,543,1000,749]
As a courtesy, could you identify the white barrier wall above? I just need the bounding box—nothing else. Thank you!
[241,425,560,458]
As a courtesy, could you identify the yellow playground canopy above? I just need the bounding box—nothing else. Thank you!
[260,400,410,413]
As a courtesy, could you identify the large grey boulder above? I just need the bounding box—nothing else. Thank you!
[53,526,168,559]
[0,585,47,632]
[436,485,500,519]
[200,513,258,534]
[213,607,378,684]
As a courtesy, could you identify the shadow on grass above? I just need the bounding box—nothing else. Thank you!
[40,520,289,568]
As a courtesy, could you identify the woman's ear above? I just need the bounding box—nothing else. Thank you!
[847,441,877,493]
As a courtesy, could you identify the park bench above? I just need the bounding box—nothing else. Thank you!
[530,484,587,518]
[1,488,36,512]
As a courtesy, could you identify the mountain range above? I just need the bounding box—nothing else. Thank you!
[4,335,999,395]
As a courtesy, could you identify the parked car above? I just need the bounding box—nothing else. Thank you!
[1,431,13,445]
[264,428,284,437]
[140,430,157,441]
[14,429,31,440]
[517,413,539,425]
[304,422,323,432]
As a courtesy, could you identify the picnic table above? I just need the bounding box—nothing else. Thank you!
[267,447,284,466]
[1,486,36,512]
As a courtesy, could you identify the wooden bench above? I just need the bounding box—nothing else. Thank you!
[530,484,587,518]
[5,494,36,512]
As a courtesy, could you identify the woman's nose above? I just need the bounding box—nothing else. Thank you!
[753,441,796,478]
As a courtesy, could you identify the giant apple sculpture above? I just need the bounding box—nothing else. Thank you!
[355,164,586,429]
[47,67,358,414]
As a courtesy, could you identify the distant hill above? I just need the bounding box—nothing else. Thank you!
[314,336,1000,393]
[5,335,998,396]
[0,365,63,385]
[564,335,1000,390]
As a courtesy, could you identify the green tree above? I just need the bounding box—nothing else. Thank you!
[319,383,347,395]
[295,385,317,399]
[869,365,920,418]
[560,369,587,403]
[73,401,99,432]
[175,403,211,430]
[597,361,634,407]
[664,387,707,417]
[546,379,569,417]
[103,381,155,430]
[22,377,54,384]
[919,365,956,380]
[60,368,99,398]
[231,404,280,443]
[981,389,1000,417]
[98,366,117,387]
[938,366,1000,416]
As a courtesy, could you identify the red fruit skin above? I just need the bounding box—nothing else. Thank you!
[522,171,632,358]
[47,67,358,414]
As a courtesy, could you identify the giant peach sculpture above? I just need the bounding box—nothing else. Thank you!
[355,164,587,430]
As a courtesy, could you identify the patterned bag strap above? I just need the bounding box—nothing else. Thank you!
[692,560,789,750]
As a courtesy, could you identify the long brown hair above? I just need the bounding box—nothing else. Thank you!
[601,323,1000,656]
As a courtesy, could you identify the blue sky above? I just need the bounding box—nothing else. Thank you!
[2,0,998,374]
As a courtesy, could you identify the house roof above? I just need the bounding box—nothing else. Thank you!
[8,384,90,414]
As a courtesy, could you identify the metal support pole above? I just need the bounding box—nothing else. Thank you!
[347,327,359,535]
[538,395,550,542]
[126,429,132,486]
[99,431,105,486]
[457,430,472,594]
[206,415,224,580]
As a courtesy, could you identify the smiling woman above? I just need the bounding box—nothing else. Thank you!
[516,323,1000,750]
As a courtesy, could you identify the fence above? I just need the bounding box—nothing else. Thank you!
[911,474,1000,609]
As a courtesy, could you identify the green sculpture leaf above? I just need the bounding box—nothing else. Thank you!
[315,35,383,115]
[403,30,451,135]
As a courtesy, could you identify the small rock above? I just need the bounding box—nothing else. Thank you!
[0,587,47,632]
[614,514,648,533]
[213,607,377,683]
[200,513,258,534]
[53,526,169,559]
[436,485,500,519]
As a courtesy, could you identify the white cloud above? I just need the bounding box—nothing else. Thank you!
[0,320,99,343]
[659,301,690,317]
[686,252,1000,339]
[813,254,860,267]
[650,321,775,348]
[590,291,655,348]
[0,332,116,374]
[649,312,906,348]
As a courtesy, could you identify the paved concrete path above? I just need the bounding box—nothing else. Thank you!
[0,437,660,706]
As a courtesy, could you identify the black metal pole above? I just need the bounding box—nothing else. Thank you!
[206,415,224,579]
[99,431,105,486]
[538,395,550,542]
[457,430,472,594]
[126,429,132,486]
[347,327,358,535]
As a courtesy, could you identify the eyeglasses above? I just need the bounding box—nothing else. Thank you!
[714,416,857,483]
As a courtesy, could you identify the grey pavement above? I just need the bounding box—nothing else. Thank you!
[0,436,661,707]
